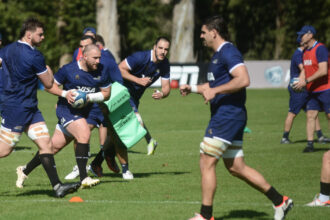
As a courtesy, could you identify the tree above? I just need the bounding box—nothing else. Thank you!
[97,0,121,62]
[170,0,195,63]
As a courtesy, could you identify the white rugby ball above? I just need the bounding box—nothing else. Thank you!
[71,91,87,108]
[289,77,299,88]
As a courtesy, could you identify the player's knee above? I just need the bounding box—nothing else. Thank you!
[323,151,330,164]
[200,137,228,159]
[28,124,50,140]
[0,127,21,148]
[0,145,14,158]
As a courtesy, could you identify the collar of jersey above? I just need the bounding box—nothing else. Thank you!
[17,40,35,50]
[217,41,229,52]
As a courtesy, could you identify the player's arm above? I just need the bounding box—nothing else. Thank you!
[37,65,54,89]
[152,78,170,100]
[87,86,111,103]
[119,59,151,86]
[180,83,209,96]
[44,81,76,104]
[305,61,328,83]
[293,63,307,90]
[202,65,250,103]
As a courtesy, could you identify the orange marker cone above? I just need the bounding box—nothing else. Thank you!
[69,196,84,203]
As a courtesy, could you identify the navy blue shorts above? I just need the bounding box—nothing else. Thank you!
[86,104,108,127]
[204,115,246,145]
[56,105,88,127]
[1,105,44,133]
[288,87,308,114]
[306,89,330,113]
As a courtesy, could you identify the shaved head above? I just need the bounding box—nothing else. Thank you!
[83,44,100,55]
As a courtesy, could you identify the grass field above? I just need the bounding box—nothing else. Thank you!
[0,88,330,220]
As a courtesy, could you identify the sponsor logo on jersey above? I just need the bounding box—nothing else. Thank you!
[207,72,215,81]
[93,76,101,80]
[304,60,312,66]
[212,59,218,64]
[76,86,96,93]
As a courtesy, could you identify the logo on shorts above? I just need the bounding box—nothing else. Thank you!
[208,129,213,135]
[75,74,80,80]
[14,126,22,130]
[60,117,66,125]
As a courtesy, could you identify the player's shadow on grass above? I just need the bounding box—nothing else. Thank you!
[102,171,189,178]
[215,209,269,220]
[13,146,32,151]
[90,150,144,157]
[15,189,54,197]
[127,149,145,154]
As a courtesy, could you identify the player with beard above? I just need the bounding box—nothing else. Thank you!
[0,18,80,197]
[16,44,111,188]
[180,16,293,220]
[121,37,171,156]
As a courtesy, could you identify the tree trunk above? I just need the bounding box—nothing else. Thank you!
[170,0,195,63]
[96,0,120,62]
[274,0,284,59]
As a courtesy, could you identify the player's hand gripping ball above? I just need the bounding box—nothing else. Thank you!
[71,90,87,108]
[289,77,299,88]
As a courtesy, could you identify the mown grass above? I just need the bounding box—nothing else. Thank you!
[0,88,329,220]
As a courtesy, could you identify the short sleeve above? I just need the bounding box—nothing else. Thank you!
[54,66,67,85]
[32,51,47,75]
[223,46,244,73]
[316,45,329,63]
[126,52,145,73]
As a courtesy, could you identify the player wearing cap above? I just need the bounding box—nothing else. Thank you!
[295,25,330,153]
[280,35,329,145]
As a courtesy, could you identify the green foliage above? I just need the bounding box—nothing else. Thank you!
[0,0,329,66]
[117,0,172,59]
[0,0,95,71]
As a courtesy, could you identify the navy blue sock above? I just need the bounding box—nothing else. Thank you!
[307,141,314,147]
[121,163,129,173]
[200,204,213,219]
[283,132,289,139]
[265,186,283,206]
[316,130,323,139]
[320,182,330,196]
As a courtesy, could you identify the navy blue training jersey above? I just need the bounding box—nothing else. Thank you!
[73,48,123,84]
[207,42,247,121]
[0,41,47,107]
[123,50,170,101]
[290,48,303,79]
[55,61,111,111]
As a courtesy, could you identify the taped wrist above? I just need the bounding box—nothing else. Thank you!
[87,92,104,102]
[191,85,198,93]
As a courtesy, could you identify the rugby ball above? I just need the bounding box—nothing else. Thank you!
[71,90,87,109]
[289,77,299,88]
